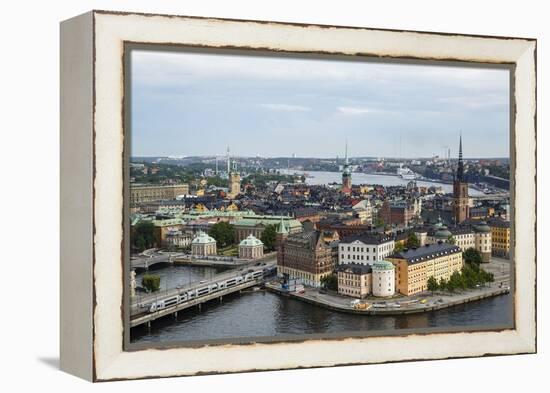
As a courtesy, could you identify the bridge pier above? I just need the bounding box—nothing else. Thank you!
[146,321,151,333]
[219,296,223,303]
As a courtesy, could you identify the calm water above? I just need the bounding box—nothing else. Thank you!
[281,169,485,196]
[131,284,512,344]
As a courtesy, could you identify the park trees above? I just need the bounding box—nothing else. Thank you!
[208,221,236,248]
[132,221,156,252]
[260,224,277,251]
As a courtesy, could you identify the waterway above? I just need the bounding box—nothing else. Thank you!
[130,265,512,344]
[280,169,485,196]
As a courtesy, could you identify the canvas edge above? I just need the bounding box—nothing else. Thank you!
[59,11,95,381]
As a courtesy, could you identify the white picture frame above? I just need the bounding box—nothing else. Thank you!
[60,10,536,381]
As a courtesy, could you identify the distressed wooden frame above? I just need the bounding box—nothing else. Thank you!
[60,10,536,381]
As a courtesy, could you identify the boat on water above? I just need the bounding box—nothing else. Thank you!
[397,166,418,180]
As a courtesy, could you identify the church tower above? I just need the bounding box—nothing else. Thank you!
[453,134,469,224]
[226,148,241,199]
[341,141,352,194]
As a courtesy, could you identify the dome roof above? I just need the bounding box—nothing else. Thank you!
[434,225,452,239]
[373,260,395,271]
[239,234,263,247]
[474,221,491,233]
[191,231,216,244]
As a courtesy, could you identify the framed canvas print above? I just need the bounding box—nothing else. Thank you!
[60,10,537,381]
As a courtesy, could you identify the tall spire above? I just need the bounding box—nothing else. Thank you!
[456,132,464,181]
[226,147,230,174]
[345,139,348,164]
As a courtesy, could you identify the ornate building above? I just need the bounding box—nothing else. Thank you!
[453,135,469,224]
[191,231,217,256]
[276,225,337,288]
[238,234,264,259]
[341,141,352,194]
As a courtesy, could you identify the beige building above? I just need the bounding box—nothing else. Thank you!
[130,183,189,205]
[336,264,372,299]
[238,234,264,259]
[191,231,217,256]
[388,243,463,296]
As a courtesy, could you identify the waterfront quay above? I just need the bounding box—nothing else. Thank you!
[265,281,509,316]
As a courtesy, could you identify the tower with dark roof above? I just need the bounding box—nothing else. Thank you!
[453,134,469,224]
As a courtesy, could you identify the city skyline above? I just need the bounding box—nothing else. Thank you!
[131,49,510,158]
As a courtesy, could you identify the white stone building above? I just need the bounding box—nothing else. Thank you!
[338,233,395,265]
[372,260,395,297]
[191,231,217,256]
[238,234,264,259]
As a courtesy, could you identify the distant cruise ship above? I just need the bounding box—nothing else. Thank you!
[397,166,417,180]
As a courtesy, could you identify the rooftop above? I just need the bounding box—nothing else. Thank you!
[341,232,394,245]
[390,242,461,264]
[336,263,372,275]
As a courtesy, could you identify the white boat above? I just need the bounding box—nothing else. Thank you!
[397,166,417,180]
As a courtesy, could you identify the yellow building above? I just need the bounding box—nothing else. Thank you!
[488,217,510,258]
[387,243,463,296]
[130,183,189,205]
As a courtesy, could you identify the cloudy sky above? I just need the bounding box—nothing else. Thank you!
[131,49,510,159]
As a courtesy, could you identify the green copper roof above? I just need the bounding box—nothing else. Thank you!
[239,234,264,247]
[191,231,216,244]
[373,260,395,271]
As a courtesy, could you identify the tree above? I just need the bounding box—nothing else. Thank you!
[447,235,456,245]
[405,233,420,248]
[260,224,277,251]
[427,276,439,294]
[208,221,236,248]
[132,221,156,252]
[320,274,338,291]
[394,242,405,252]
[141,274,161,292]
[438,277,448,292]
[463,248,483,266]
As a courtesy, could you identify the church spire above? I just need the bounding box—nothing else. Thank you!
[456,132,464,181]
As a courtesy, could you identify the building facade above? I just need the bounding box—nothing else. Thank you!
[163,230,193,249]
[191,231,217,256]
[336,263,372,299]
[338,233,395,265]
[277,229,337,288]
[238,234,264,259]
[387,243,463,296]
[130,183,189,205]
[488,217,510,258]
